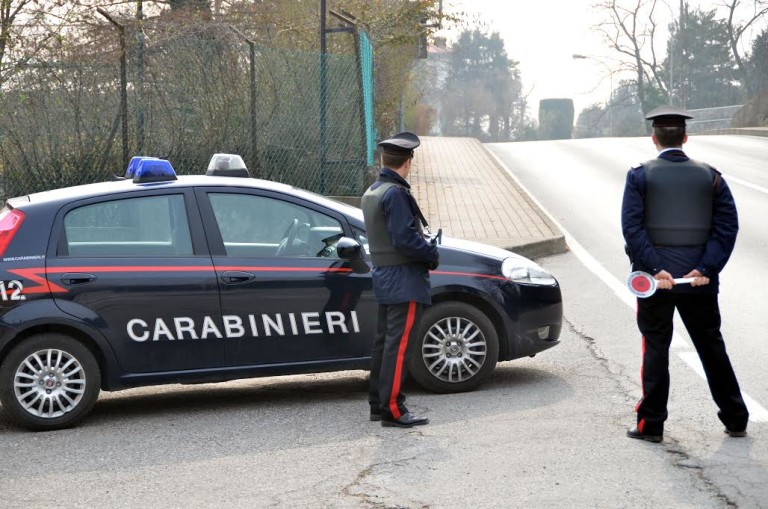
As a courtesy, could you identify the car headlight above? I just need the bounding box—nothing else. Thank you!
[501,257,557,286]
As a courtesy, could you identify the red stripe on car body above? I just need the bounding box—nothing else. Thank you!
[7,265,353,294]
[431,270,507,281]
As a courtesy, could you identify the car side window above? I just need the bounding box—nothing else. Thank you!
[63,195,193,257]
[208,193,344,258]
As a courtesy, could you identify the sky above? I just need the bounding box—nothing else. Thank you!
[437,0,629,117]
[436,0,763,118]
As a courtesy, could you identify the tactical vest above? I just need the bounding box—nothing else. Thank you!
[361,181,424,267]
[644,158,714,246]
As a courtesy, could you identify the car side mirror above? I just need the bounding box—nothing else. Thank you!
[336,237,370,274]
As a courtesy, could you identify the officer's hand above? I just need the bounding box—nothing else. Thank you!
[683,269,710,287]
[654,270,674,290]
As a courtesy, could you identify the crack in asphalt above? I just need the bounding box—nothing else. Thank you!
[340,455,430,509]
[565,317,740,508]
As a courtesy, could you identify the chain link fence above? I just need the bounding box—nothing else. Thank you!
[0,20,372,202]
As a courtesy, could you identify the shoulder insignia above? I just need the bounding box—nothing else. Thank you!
[630,163,643,171]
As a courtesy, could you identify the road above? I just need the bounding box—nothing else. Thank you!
[488,134,768,507]
[487,135,768,415]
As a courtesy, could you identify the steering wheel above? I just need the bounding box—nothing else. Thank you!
[275,219,299,256]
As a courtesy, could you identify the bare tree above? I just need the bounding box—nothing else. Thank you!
[0,1,130,86]
[0,1,56,85]
[594,0,669,115]
[721,0,768,97]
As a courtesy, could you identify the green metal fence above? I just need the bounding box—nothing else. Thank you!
[0,20,373,201]
[359,30,376,167]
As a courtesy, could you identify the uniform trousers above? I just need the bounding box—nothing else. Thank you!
[369,301,423,420]
[636,292,749,434]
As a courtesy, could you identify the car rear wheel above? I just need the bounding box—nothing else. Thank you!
[408,302,499,393]
[0,334,100,431]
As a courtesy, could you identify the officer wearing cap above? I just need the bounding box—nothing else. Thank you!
[361,131,439,428]
[621,106,749,442]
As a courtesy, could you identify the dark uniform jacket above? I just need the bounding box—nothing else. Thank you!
[621,149,738,294]
[362,168,439,305]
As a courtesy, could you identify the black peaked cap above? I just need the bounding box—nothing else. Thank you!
[378,131,421,155]
[645,106,693,127]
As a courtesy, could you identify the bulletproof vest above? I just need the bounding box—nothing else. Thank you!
[644,158,714,246]
[361,181,424,267]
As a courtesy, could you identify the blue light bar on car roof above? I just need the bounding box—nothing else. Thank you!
[132,158,178,184]
[124,156,156,179]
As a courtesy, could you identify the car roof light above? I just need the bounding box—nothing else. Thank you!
[206,153,250,178]
[124,156,158,179]
[133,158,178,184]
[0,208,25,257]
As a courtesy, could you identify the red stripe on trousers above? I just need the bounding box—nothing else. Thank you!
[389,301,416,420]
[635,300,645,413]
[636,335,646,412]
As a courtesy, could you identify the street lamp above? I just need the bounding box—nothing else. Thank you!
[572,53,614,136]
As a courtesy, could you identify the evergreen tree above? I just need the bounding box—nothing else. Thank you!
[662,6,740,109]
[747,27,768,95]
[440,29,526,141]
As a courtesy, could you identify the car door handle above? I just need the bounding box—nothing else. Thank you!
[221,270,255,284]
[60,273,97,285]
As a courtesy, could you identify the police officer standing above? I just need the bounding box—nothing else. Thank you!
[361,131,439,428]
[621,106,749,442]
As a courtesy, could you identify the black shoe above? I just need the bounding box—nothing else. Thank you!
[626,426,663,443]
[724,427,747,437]
[381,412,429,428]
[370,412,381,422]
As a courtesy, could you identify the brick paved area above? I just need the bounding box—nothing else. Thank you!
[410,136,566,259]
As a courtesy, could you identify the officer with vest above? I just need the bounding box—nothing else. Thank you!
[361,131,439,428]
[621,106,749,442]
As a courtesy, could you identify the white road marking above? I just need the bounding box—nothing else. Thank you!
[489,149,768,424]
[722,173,768,195]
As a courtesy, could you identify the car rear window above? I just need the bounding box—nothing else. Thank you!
[63,194,193,257]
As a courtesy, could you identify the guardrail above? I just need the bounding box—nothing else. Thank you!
[696,127,768,137]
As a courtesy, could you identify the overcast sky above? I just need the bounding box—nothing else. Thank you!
[437,0,762,118]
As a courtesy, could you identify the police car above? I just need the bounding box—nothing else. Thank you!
[0,155,562,430]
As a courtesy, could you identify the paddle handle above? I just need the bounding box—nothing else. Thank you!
[672,277,696,285]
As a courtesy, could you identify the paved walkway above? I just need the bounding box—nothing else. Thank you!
[410,136,566,259]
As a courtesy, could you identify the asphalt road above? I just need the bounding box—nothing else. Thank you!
[489,134,768,508]
[0,286,735,508]
[487,135,768,417]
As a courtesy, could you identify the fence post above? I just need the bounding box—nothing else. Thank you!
[229,25,259,176]
[136,1,146,153]
[97,8,129,167]
[320,0,328,194]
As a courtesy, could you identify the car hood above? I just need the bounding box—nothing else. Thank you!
[439,236,524,263]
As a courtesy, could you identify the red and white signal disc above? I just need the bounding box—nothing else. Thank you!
[627,271,656,298]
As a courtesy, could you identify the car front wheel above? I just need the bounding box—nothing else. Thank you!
[408,302,499,393]
[0,334,101,431]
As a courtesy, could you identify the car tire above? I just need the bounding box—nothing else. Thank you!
[0,334,101,431]
[408,302,499,393]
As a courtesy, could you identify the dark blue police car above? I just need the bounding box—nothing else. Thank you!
[0,155,562,430]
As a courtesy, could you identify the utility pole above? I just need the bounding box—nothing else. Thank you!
[680,0,686,109]
[572,54,614,136]
[319,0,355,194]
[136,0,146,153]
